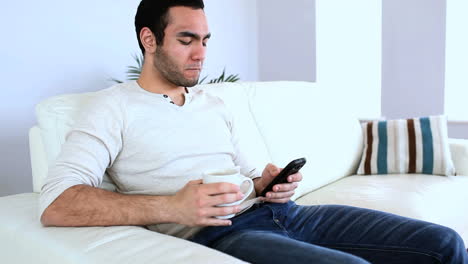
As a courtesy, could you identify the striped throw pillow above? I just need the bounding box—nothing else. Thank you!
[357,116,456,176]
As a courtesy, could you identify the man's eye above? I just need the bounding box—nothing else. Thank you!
[179,40,191,45]
[202,42,208,47]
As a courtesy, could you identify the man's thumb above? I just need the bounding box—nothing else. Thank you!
[268,163,280,175]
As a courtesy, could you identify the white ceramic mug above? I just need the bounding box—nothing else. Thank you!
[202,166,254,219]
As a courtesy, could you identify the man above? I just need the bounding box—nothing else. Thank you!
[40,0,467,263]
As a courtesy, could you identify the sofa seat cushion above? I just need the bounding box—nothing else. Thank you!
[295,174,468,245]
[0,193,245,264]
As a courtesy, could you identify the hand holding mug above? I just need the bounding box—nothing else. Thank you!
[170,166,254,226]
[203,166,254,219]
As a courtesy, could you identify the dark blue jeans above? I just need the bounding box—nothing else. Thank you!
[190,201,467,264]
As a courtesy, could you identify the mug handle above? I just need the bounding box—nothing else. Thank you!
[237,176,254,203]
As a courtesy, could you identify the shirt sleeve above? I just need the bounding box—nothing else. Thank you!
[224,103,263,181]
[39,90,124,218]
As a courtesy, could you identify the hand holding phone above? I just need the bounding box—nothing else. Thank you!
[259,158,306,197]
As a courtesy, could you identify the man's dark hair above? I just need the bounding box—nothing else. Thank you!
[135,0,205,56]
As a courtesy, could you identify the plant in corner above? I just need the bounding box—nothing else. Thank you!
[111,54,240,84]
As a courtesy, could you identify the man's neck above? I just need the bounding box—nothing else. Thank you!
[138,72,185,96]
[137,63,187,105]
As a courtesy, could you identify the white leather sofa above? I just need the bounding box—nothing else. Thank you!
[1,81,467,263]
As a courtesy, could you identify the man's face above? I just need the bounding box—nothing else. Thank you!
[153,6,210,87]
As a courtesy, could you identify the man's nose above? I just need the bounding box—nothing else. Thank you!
[191,42,206,61]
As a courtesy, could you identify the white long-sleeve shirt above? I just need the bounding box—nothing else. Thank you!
[39,81,261,239]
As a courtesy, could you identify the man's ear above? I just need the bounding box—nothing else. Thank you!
[140,27,157,55]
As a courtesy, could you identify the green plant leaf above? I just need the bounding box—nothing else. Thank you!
[198,75,208,84]
[109,77,123,83]
[219,68,226,81]
[126,69,141,74]
[127,74,141,79]
[127,66,141,71]
[226,74,240,82]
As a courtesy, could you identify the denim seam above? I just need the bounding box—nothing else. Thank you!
[320,244,443,264]
[272,220,291,237]
[267,205,292,237]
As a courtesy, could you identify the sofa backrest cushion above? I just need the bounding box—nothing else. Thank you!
[36,93,96,166]
[240,82,363,199]
[35,92,120,193]
[33,81,363,198]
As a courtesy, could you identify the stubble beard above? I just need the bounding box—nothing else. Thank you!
[153,47,199,87]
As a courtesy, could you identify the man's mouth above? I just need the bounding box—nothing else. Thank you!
[185,64,202,71]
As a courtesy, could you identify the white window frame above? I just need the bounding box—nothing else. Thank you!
[445,0,468,121]
[316,0,382,119]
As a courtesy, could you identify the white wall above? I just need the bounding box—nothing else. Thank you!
[381,0,446,119]
[204,0,258,81]
[0,0,259,197]
[257,0,316,82]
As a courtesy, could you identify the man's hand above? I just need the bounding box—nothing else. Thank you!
[170,179,244,227]
[254,163,302,203]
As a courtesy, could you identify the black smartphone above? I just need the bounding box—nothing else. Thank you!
[260,157,307,197]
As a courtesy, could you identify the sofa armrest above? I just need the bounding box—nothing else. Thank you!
[0,193,245,264]
[449,138,468,176]
[29,126,48,193]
